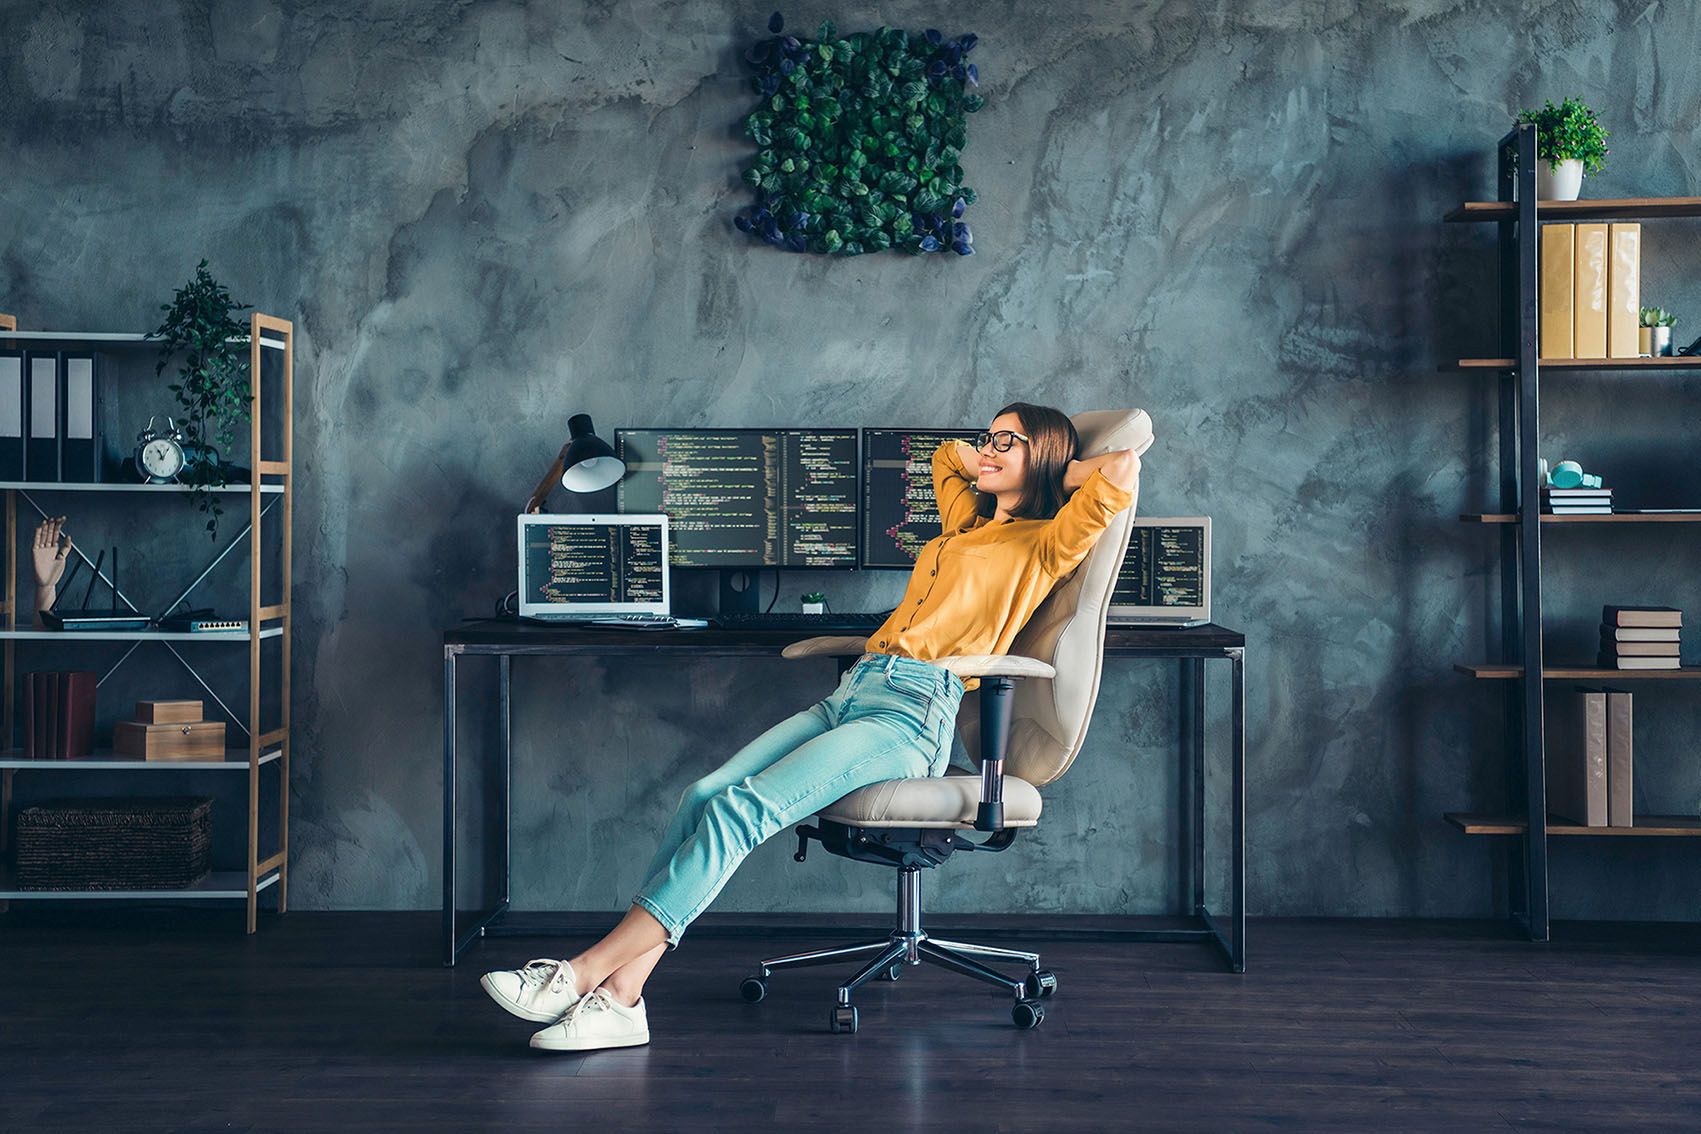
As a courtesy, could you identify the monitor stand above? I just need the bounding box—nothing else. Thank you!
[718,568,764,616]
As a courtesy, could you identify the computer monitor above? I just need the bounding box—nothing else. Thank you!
[516,513,670,620]
[860,428,983,568]
[1107,517,1212,627]
[614,429,860,569]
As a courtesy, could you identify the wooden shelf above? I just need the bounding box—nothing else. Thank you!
[1445,197,1701,223]
[1443,356,1701,371]
[0,626,282,641]
[1455,663,1700,680]
[1460,512,1701,523]
[0,862,281,900]
[0,746,282,770]
[0,481,285,494]
[1446,812,1701,837]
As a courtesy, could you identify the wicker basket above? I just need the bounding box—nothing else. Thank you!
[15,796,213,890]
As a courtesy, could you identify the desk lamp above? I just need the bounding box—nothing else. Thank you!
[524,413,625,513]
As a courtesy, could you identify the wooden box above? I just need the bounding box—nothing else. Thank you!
[136,699,203,724]
[113,719,226,761]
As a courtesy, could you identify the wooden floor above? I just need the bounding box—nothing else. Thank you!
[2,910,1699,1131]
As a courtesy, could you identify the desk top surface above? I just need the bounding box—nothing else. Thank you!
[445,618,1245,653]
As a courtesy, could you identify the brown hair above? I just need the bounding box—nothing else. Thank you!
[974,401,1080,521]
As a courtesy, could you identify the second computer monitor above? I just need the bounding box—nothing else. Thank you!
[861,428,984,568]
[615,428,860,569]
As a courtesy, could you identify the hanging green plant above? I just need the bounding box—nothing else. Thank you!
[735,12,983,256]
[150,260,252,540]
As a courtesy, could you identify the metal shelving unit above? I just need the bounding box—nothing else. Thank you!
[0,315,292,932]
[1443,124,1701,941]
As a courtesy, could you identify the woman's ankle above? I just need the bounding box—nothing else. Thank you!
[598,979,642,1009]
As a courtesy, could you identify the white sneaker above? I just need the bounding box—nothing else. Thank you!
[529,988,650,1052]
[480,957,586,1023]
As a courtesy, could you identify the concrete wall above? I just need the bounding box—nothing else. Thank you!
[5,0,1701,921]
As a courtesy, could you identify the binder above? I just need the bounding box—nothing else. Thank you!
[1545,685,1607,826]
[1539,224,1574,359]
[1573,223,1609,359]
[59,352,100,483]
[59,670,96,760]
[1602,686,1634,827]
[1607,223,1642,359]
[0,349,22,480]
[25,351,59,482]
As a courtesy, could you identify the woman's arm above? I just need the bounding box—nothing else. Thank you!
[1063,449,1139,494]
[933,440,982,533]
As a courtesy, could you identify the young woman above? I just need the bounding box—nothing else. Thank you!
[481,402,1140,1051]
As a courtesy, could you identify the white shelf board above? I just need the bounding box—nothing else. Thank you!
[0,746,282,771]
[0,863,280,900]
[0,331,285,350]
[0,625,283,641]
[0,481,285,494]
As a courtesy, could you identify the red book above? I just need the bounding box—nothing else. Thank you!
[22,672,35,758]
[61,671,96,759]
[47,672,61,758]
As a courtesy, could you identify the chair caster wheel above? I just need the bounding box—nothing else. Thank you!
[1012,1001,1045,1029]
[830,1005,859,1034]
[878,963,902,982]
[739,977,767,1003]
[1025,970,1058,999]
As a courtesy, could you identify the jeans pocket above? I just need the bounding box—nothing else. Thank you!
[884,668,939,704]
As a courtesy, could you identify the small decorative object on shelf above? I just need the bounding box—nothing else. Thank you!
[149,261,252,539]
[1639,306,1676,356]
[734,12,983,256]
[1538,458,1611,514]
[131,415,187,483]
[801,591,826,614]
[1514,96,1609,201]
[31,515,70,628]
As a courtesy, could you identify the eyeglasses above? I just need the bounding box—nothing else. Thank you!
[974,429,1030,453]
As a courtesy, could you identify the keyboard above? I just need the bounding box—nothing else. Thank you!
[710,611,892,631]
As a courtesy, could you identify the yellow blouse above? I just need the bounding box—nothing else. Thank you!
[867,440,1136,691]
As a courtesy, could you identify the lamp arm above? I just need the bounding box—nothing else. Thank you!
[523,440,572,514]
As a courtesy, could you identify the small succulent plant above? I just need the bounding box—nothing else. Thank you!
[735,12,982,256]
[1639,307,1677,328]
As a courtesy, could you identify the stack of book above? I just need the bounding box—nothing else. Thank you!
[1543,485,1613,514]
[1599,605,1681,670]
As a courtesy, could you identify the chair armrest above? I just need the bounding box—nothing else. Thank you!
[780,635,869,660]
[929,654,1056,681]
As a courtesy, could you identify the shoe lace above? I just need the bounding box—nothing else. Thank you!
[558,987,615,1024]
[518,958,574,993]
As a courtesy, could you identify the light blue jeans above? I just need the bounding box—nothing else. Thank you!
[632,652,966,948]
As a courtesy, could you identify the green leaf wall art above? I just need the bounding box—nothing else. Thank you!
[735,13,983,256]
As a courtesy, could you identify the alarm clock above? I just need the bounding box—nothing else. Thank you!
[133,416,186,483]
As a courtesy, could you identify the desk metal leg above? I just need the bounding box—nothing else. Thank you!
[1230,647,1246,973]
[1190,657,1206,919]
[442,648,459,965]
[443,649,512,966]
[500,654,512,911]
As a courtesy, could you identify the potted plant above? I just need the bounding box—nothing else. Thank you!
[1515,97,1609,201]
[1639,307,1676,357]
[150,261,253,540]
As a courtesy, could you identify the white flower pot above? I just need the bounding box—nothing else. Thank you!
[1536,158,1584,201]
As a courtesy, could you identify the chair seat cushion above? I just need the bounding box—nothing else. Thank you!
[817,771,1042,829]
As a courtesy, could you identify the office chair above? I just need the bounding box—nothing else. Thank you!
[740,408,1155,1033]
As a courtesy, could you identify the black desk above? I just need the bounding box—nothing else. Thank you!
[443,620,1246,970]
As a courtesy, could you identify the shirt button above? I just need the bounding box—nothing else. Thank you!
[877,639,886,647]
[916,599,923,605]
[930,569,936,576]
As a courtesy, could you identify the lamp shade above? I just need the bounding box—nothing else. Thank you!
[560,413,625,493]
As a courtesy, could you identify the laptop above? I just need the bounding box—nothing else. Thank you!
[1107,517,1212,628]
[517,513,683,624]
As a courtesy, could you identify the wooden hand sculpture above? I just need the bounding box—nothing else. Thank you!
[32,515,70,628]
